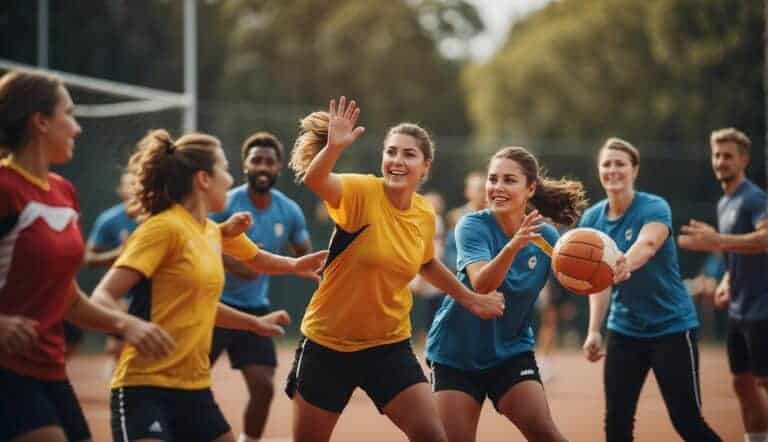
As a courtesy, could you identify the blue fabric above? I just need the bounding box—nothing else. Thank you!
[211,185,309,309]
[87,203,138,250]
[579,192,699,338]
[425,209,559,370]
[717,179,768,321]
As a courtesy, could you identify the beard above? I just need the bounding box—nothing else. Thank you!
[714,169,735,184]
[247,172,277,193]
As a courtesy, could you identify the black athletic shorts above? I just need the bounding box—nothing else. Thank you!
[0,367,91,441]
[727,318,768,376]
[429,351,542,412]
[110,386,230,442]
[209,306,277,368]
[285,337,427,413]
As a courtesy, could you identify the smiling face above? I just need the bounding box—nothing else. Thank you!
[598,148,637,195]
[41,87,81,164]
[711,141,748,185]
[486,157,535,215]
[244,146,281,194]
[380,133,431,193]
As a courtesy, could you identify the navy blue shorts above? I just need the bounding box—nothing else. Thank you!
[110,386,230,442]
[728,318,768,376]
[209,306,277,369]
[429,351,542,411]
[0,367,91,441]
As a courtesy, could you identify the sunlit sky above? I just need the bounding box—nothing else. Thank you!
[466,0,552,59]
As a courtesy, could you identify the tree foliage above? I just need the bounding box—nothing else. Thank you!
[464,0,764,145]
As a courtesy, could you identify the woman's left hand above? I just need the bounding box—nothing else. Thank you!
[506,210,543,251]
[219,212,253,238]
[613,253,630,284]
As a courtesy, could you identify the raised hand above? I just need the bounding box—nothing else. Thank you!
[219,212,253,238]
[327,96,365,151]
[122,317,175,359]
[0,315,38,355]
[507,210,543,250]
[582,331,605,362]
[250,310,291,337]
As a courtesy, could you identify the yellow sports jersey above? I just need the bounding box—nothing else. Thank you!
[301,174,436,351]
[110,204,259,390]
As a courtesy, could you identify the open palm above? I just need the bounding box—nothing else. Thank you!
[328,96,365,150]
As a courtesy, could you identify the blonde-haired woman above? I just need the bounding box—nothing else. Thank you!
[285,97,505,442]
[91,129,326,442]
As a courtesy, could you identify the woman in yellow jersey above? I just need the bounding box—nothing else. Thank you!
[285,97,505,442]
[91,130,327,442]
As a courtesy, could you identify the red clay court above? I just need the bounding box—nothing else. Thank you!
[70,346,740,441]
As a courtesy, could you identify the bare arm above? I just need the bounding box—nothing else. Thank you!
[303,97,365,208]
[418,258,504,319]
[89,268,175,358]
[241,249,327,278]
[625,222,668,273]
[582,287,611,362]
[84,245,123,268]
[215,305,290,336]
[679,219,768,254]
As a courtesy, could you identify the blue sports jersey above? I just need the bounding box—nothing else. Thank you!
[87,203,138,250]
[717,179,768,321]
[211,185,309,309]
[425,209,559,371]
[579,192,699,338]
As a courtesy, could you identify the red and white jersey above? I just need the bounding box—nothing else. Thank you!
[0,159,84,380]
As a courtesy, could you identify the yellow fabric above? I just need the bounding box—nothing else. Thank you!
[301,174,436,352]
[110,204,259,390]
[531,236,553,257]
[1,157,50,190]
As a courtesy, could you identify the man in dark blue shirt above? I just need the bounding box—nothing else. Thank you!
[680,128,768,442]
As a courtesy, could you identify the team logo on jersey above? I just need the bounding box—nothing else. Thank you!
[274,223,284,237]
[528,256,537,270]
[624,228,633,241]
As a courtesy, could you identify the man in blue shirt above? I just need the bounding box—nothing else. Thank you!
[210,132,311,442]
[680,128,768,442]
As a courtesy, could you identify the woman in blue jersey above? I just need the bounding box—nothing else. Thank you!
[580,138,721,442]
[426,146,592,442]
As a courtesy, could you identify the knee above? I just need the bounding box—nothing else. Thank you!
[733,375,758,398]
[756,376,768,391]
[246,373,275,399]
[405,419,447,442]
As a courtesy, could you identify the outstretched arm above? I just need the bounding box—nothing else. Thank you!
[419,258,504,319]
[679,219,768,254]
[303,97,365,208]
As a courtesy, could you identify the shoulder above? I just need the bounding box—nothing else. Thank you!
[457,210,492,234]
[637,192,670,212]
[339,173,381,188]
[227,185,248,203]
[272,189,302,210]
[540,222,560,244]
[744,180,767,203]
[581,200,607,224]
[413,193,437,218]
[48,172,77,197]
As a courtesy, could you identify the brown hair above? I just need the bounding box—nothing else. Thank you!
[241,131,284,163]
[289,111,435,182]
[127,129,221,216]
[491,146,587,226]
[710,127,751,155]
[0,70,63,151]
[599,137,640,167]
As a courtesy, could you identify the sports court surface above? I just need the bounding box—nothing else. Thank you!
[70,345,740,441]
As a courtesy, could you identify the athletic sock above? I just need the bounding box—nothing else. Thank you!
[238,433,260,442]
[745,432,768,442]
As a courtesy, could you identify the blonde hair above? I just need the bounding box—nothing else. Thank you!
[127,129,221,216]
[289,111,329,182]
[289,111,436,182]
[492,146,587,226]
[710,127,751,154]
